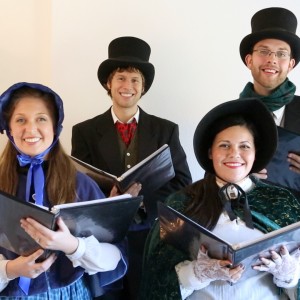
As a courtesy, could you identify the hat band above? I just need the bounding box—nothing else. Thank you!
[109,55,149,63]
[255,26,297,34]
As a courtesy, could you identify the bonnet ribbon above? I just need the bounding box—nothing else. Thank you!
[218,183,254,229]
[17,148,51,295]
[17,153,45,205]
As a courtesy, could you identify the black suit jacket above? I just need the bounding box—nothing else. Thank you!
[71,107,192,225]
[284,96,300,134]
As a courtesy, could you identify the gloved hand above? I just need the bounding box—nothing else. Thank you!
[193,246,244,284]
[253,245,300,288]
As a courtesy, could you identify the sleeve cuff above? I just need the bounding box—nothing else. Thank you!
[274,276,299,288]
[66,237,85,260]
[175,260,210,292]
[0,256,11,292]
[67,236,121,274]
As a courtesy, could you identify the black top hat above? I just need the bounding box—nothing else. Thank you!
[240,7,300,66]
[193,99,277,174]
[97,36,155,94]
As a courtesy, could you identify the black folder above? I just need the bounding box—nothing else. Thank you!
[70,144,175,195]
[0,191,142,258]
[158,202,300,283]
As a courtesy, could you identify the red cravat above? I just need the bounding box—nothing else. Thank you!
[115,118,137,146]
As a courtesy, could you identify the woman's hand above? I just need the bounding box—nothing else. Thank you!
[20,217,79,255]
[6,249,57,279]
[109,182,142,197]
[194,246,245,284]
[253,245,300,288]
[124,182,142,196]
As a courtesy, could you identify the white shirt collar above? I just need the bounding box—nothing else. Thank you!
[111,106,140,124]
[216,176,254,193]
[272,106,285,126]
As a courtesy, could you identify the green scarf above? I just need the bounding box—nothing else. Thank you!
[239,79,296,112]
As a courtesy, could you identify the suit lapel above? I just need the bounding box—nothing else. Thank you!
[137,108,159,161]
[285,98,300,134]
[94,109,124,175]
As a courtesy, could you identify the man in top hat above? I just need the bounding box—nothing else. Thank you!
[239,7,300,189]
[71,36,192,300]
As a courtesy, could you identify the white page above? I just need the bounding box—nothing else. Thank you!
[52,194,132,210]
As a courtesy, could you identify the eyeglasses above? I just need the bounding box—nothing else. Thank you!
[252,49,290,60]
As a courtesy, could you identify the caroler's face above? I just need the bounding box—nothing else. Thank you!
[107,70,144,110]
[245,38,295,96]
[209,125,255,183]
[9,97,55,157]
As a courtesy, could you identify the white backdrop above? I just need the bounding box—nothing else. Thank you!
[1,0,300,180]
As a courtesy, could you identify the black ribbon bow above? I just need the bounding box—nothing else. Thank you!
[218,183,254,229]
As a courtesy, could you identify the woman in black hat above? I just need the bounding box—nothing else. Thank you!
[140,99,300,300]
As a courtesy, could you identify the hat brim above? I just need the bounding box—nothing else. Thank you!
[193,98,277,174]
[240,30,300,66]
[97,58,155,94]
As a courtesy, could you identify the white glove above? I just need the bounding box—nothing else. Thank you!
[253,245,300,288]
[193,247,244,284]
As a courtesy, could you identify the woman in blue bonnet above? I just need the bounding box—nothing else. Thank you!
[0,82,140,299]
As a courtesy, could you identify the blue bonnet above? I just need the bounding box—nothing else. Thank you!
[0,82,64,138]
[0,82,65,208]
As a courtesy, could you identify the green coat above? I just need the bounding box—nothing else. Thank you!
[140,178,300,300]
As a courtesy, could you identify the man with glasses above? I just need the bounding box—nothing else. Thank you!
[239,7,300,182]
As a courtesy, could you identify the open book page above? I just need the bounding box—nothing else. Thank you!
[158,202,300,282]
[51,194,131,210]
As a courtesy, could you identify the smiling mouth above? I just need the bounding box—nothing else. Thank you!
[24,137,41,143]
[224,162,243,167]
[262,68,278,74]
[120,92,134,97]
